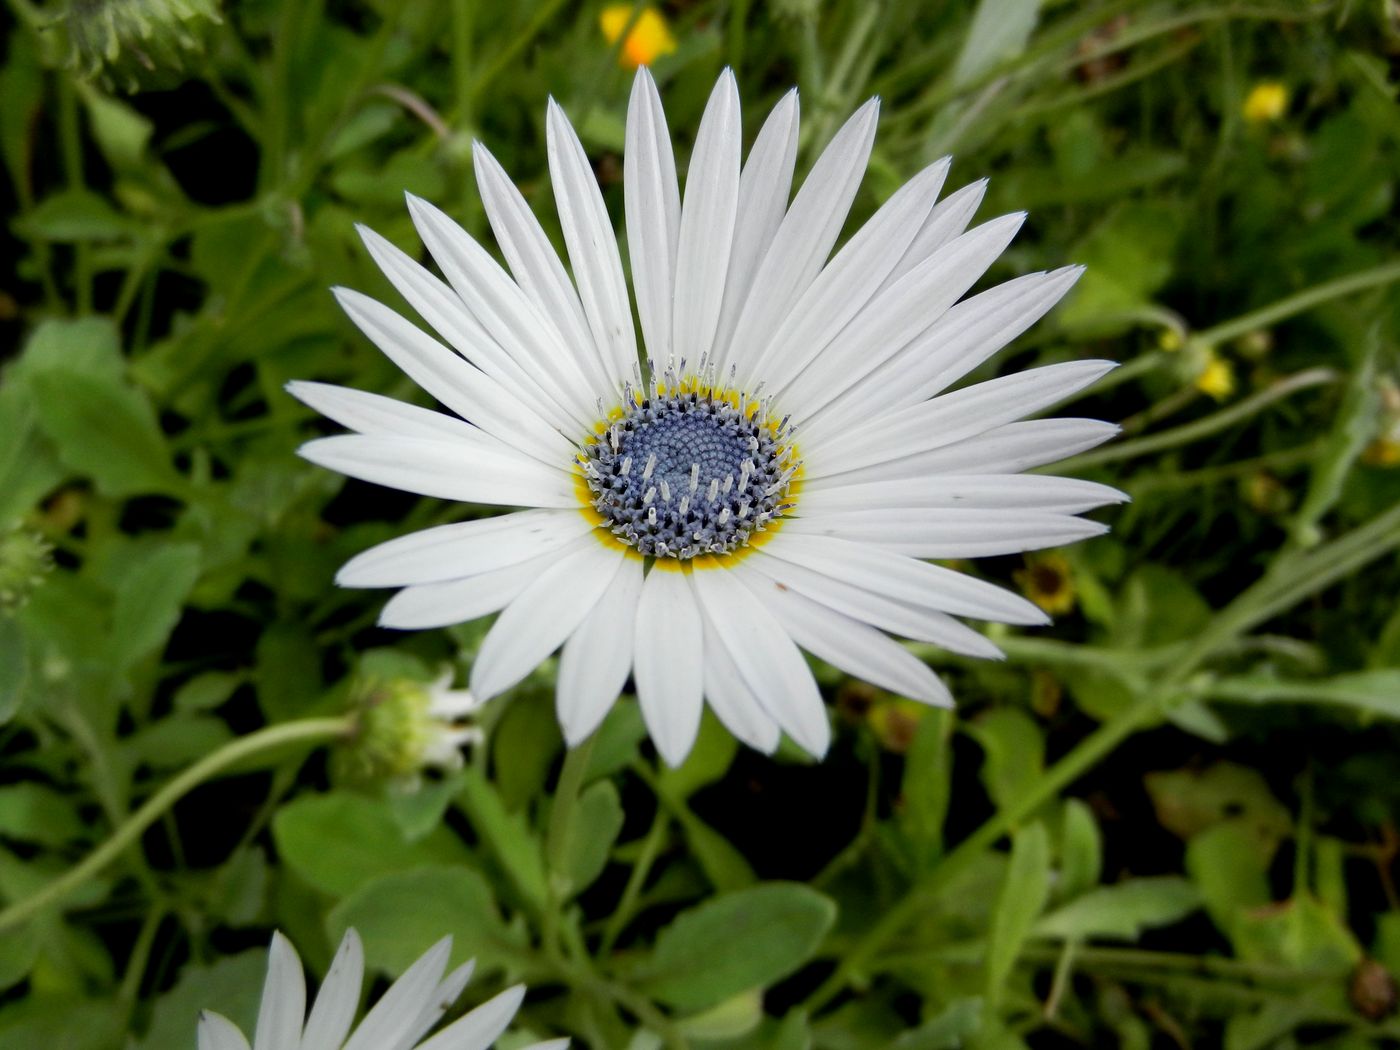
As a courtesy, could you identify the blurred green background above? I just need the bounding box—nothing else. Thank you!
[3,0,1400,1047]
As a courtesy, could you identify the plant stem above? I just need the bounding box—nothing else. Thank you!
[802,693,1160,1013]
[1195,259,1400,348]
[0,717,351,935]
[600,806,669,956]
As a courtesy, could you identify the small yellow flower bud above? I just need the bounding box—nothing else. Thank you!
[1243,82,1288,124]
[600,5,678,69]
[1195,353,1236,401]
[1015,552,1076,617]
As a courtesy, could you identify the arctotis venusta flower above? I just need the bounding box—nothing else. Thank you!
[291,70,1123,766]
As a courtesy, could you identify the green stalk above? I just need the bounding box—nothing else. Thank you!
[0,717,351,935]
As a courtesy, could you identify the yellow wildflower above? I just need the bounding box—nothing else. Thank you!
[1015,552,1076,617]
[600,5,677,69]
[1196,352,1236,401]
[867,698,928,754]
[1243,82,1288,124]
[1157,327,1183,352]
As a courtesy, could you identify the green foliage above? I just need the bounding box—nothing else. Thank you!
[2,0,1400,1047]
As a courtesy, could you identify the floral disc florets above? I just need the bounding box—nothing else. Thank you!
[579,369,799,560]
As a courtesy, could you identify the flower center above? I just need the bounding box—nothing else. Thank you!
[579,379,799,560]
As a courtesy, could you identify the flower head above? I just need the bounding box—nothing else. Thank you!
[196,928,565,1050]
[599,5,676,68]
[335,668,484,789]
[291,70,1123,766]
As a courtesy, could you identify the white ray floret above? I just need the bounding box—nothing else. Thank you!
[291,68,1124,767]
[196,928,566,1050]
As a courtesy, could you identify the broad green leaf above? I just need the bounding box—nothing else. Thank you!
[173,671,243,712]
[0,783,85,846]
[107,542,201,671]
[967,708,1044,811]
[29,370,182,498]
[328,865,520,977]
[1186,820,1274,939]
[658,708,739,799]
[492,691,562,811]
[0,922,38,992]
[1059,204,1183,333]
[255,620,323,720]
[553,779,624,899]
[675,990,763,1040]
[0,381,66,525]
[458,769,549,915]
[271,791,471,897]
[1231,894,1360,973]
[14,190,136,242]
[135,950,267,1050]
[1034,878,1201,941]
[0,995,122,1050]
[1145,762,1291,841]
[984,823,1050,1006]
[1058,799,1101,901]
[632,883,836,1011]
[891,997,984,1049]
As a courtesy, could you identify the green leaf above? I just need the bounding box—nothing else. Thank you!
[899,707,953,868]
[492,691,562,811]
[1058,799,1102,902]
[984,823,1050,1007]
[1035,878,1201,941]
[1186,820,1274,939]
[891,997,984,1049]
[553,779,624,899]
[0,380,66,526]
[967,708,1044,811]
[658,708,739,799]
[255,620,323,720]
[1145,762,1291,842]
[0,995,122,1050]
[327,865,520,977]
[135,950,267,1050]
[29,369,181,498]
[0,618,27,724]
[14,190,136,242]
[950,0,1039,88]
[0,783,85,846]
[458,769,549,915]
[271,791,471,897]
[632,883,837,1011]
[107,542,201,671]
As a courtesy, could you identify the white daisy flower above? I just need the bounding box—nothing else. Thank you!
[196,928,566,1050]
[291,69,1124,766]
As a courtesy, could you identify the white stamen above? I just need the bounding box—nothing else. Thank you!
[718,508,730,525]
[643,487,656,506]
[689,463,700,494]
[659,479,671,503]
[679,496,689,516]
[707,478,719,503]
[620,456,633,476]
[721,475,733,495]
[642,454,656,481]
[647,507,657,525]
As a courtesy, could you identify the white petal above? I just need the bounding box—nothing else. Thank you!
[736,564,953,705]
[711,89,799,368]
[407,195,597,427]
[690,566,830,758]
[474,141,614,397]
[753,157,950,392]
[287,382,483,442]
[557,556,643,745]
[624,68,680,365]
[726,98,879,381]
[633,568,705,767]
[340,936,452,1050]
[779,212,1026,414]
[470,542,624,700]
[297,434,576,509]
[806,267,1083,433]
[672,70,741,367]
[699,616,782,754]
[404,959,475,1047]
[799,473,1128,515]
[337,510,595,587]
[746,549,1004,658]
[757,532,1047,625]
[850,418,1120,482]
[356,226,573,434]
[414,985,527,1050]
[378,545,575,630]
[520,1042,572,1050]
[300,929,365,1050]
[547,98,638,387]
[253,932,304,1050]
[883,177,987,288]
[330,284,574,466]
[809,360,1117,478]
[199,1012,252,1050]
[786,508,1110,558]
